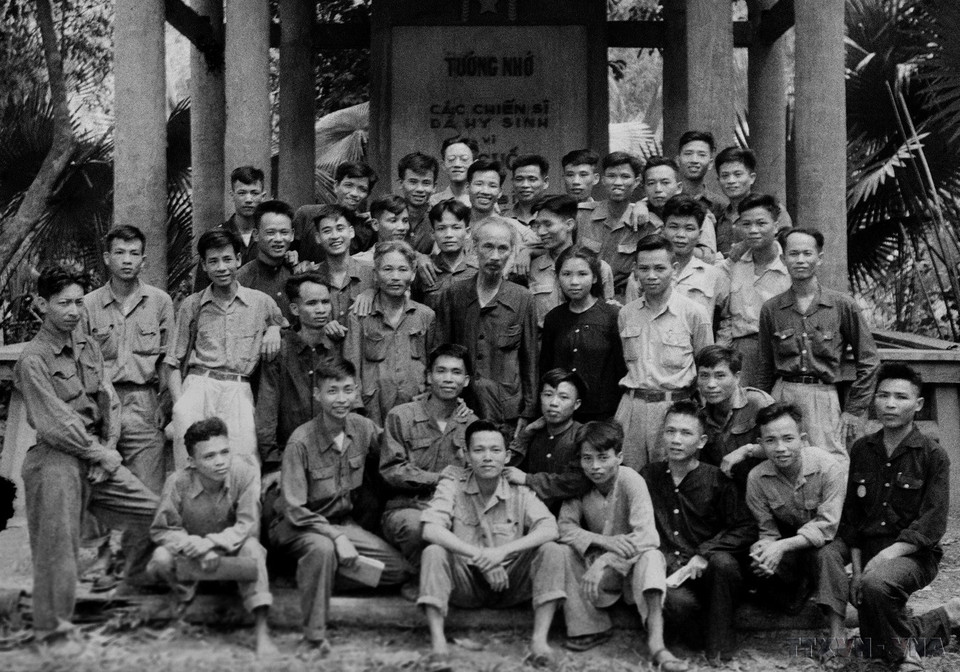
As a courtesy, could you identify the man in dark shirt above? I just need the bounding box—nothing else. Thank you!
[237,200,296,320]
[641,401,756,663]
[15,266,158,649]
[436,218,539,436]
[504,368,589,511]
[818,364,958,667]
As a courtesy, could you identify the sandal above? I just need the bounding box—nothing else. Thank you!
[522,650,558,669]
[651,648,690,672]
[564,630,612,651]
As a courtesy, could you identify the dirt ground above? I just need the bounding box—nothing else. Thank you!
[1,525,959,672]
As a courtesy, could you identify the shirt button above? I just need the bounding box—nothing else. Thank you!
[546,453,552,459]
[674,551,680,556]
[571,367,577,372]
[575,329,580,333]
[882,502,887,507]
[673,531,679,535]
[674,488,679,493]
[572,348,578,353]
[884,483,890,488]
[673,508,679,514]
[881,522,886,526]
[886,463,891,467]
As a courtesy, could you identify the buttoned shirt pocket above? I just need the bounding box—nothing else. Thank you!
[617,240,638,256]
[661,332,691,370]
[773,328,800,357]
[529,280,555,297]
[363,332,388,362]
[50,360,84,404]
[90,323,117,360]
[580,238,602,254]
[307,465,338,503]
[850,472,877,508]
[621,324,643,362]
[345,453,366,491]
[498,325,522,351]
[133,324,161,356]
[409,436,437,469]
[891,473,924,517]
[452,506,482,544]
[491,518,520,546]
[809,328,836,361]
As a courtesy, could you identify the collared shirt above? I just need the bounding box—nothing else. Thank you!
[745,446,847,547]
[641,461,756,571]
[421,465,558,548]
[292,205,377,261]
[278,412,382,539]
[429,187,472,208]
[715,201,793,257]
[840,427,949,555]
[166,285,284,376]
[619,290,713,391]
[342,295,436,425]
[501,203,537,227]
[316,257,375,326]
[558,466,659,576]
[14,323,120,463]
[150,458,260,554]
[688,184,729,221]
[512,421,589,506]
[437,278,539,422]
[379,397,477,510]
[644,200,718,256]
[83,280,175,385]
[527,252,615,328]
[717,244,791,343]
[254,328,341,470]
[576,200,658,298]
[237,256,293,320]
[675,256,724,316]
[757,286,880,415]
[700,386,774,485]
[414,251,479,310]
[540,300,625,420]
[194,215,259,291]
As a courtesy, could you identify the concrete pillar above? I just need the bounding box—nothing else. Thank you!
[662,0,735,155]
[224,0,271,208]
[278,0,316,208]
[747,3,788,204]
[795,0,847,289]
[115,0,167,288]
[190,0,225,234]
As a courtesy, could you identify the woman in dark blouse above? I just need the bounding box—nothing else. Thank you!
[540,245,626,421]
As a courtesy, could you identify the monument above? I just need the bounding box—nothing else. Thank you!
[371,0,608,191]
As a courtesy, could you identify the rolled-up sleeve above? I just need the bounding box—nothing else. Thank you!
[745,473,782,542]
[150,475,191,552]
[796,462,847,547]
[420,467,458,531]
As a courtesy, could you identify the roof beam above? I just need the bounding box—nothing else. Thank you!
[164,0,223,68]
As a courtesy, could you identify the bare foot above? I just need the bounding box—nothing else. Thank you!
[431,640,450,656]
[529,641,553,658]
[256,634,279,658]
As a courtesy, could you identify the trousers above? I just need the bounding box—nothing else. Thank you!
[169,375,256,471]
[614,395,672,471]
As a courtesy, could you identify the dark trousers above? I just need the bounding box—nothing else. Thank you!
[818,539,949,664]
[663,551,745,656]
[22,444,158,637]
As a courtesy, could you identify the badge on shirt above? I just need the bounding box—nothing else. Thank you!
[857,484,867,498]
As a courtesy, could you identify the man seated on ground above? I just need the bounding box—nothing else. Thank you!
[293,161,379,261]
[379,344,478,565]
[351,195,410,265]
[166,229,283,470]
[413,199,477,310]
[818,364,956,670]
[695,345,774,489]
[558,421,687,671]
[270,360,410,653]
[418,420,565,668]
[561,148,600,204]
[641,402,756,664]
[148,417,276,657]
[745,403,847,614]
[236,199,297,320]
[504,368,590,511]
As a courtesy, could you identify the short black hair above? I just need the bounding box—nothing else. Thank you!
[467,157,505,186]
[737,193,780,219]
[429,199,471,226]
[663,399,706,433]
[575,421,623,455]
[756,402,804,432]
[285,271,332,302]
[561,149,600,169]
[184,417,228,457]
[678,130,716,153]
[663,194,707,228]
[105,225,146,252]
[315,360,357,386]
[636,233,675,257]
[532,194,578,221]
[312,204,354,231]
[230,166,264,188]
[715,146,757,173]
[695,344,743,374]
[398,151,440,181]
[441,136,480,158]
[428,343,471,377]
[465,419,505,448]
[198,228,242,260]
[37,264,89,299]
[600,151,643,176]
[540,368,588,399]
[642,155,681,181]
[335,161,378,189]
[783,227,825,251]
[254,199,295,228]
[876,363,924,396]
[511,154,550,176]
[370,195,408,221]
[555,244,604,298]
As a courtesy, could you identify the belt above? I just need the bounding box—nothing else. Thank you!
[782,374,825,385]
[732,333,758,341]
[188,366,249,383]
[625,388,693,402]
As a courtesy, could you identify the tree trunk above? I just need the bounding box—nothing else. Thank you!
[0,0,77,290]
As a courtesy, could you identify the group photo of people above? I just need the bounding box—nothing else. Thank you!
[11,128,957,672]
